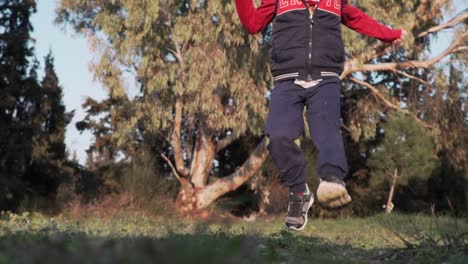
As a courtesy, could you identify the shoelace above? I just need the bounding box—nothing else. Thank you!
[288,195,304,217]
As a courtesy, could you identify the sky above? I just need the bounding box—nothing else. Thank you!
[31,1,107,164]
[30,1,465,165]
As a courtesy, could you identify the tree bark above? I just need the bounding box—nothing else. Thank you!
[194,137,269,209]
[216,134,239,152]
[189,123,216,188]
[172,97,190,177]
[176,137,269,212]
[175,177,197,213]
[386,168,398,214]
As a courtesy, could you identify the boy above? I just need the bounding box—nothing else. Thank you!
[234,0,406,230]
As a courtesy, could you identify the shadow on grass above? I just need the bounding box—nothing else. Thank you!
[1,227,465,264]
[0,230,353,263]
[1,212,467,264]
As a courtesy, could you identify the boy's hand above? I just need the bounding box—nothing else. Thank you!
[392,29,407,45]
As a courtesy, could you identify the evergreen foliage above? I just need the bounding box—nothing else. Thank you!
[26,52,72,199]
[367,114,437,186]
[0,0,39,209]
[339,0,467,213]
[0,1,71,210]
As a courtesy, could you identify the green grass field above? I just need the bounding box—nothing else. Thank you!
[0,212,466,263]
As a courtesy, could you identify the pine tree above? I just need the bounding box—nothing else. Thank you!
[366,114,437,213]
[0,1,71,208]
[76,97,121,168]
[26,52,71,197]
[43,53,68,158]
[0,0,40,209]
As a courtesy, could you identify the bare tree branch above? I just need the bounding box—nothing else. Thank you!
[345,32,467,74]
[172,96,190,177]
[349,77,433,129]
[417,11,468,38]
[393,70,429,85]
[349,77,403,112]
[170,38,185,70]
[341,124,352,134]
[341,43,395,79]
[415,0,448,25]
[414,0,430,18]
[341,4,465,79]
[190,0,196,12]
[453,46,468,53]
[195,137,269,209]
[161,153,182,183]
[216,134,239,152]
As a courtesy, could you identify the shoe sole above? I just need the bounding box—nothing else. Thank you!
[284,195,314,231]
[317,181,352,208]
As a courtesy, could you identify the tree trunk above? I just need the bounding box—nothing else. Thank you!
[171,97,190,177]
[175,177,197,213]
[176,137,269,213]
[189,124,216,188]
[258,186,270,216]
[386,168,398,214]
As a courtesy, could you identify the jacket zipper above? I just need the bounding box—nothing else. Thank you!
[303,1,315,81]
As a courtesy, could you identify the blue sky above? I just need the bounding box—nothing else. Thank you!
[30,1,464,164]
[31,1,106,164]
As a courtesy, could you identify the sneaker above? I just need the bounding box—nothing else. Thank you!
[316,175,352,208]
[284,185,314,231]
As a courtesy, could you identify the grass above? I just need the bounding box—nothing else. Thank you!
[0,212,466,263]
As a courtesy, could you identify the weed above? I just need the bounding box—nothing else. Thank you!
[377,208,467,263]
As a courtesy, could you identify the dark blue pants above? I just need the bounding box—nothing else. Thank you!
[264,78,348,193]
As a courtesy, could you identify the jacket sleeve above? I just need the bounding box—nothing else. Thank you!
[341,0,401,42]
[234,0,276,34]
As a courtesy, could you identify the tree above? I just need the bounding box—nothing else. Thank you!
[341,1,466,147]
[0,1,72,209]
[339,0,466,213]
[56,0,466,213]
[367,114,437,213]
[26,52,72,198]
[0,0,39,209]
[76,97,128,168]
[57,0,270,212]
[425,51,467,213]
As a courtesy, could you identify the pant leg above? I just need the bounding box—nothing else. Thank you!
[264,81,307,193]
[304,78,348,179]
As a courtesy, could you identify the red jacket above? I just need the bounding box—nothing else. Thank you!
[235,0,401,41]
[235,0,402,81]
